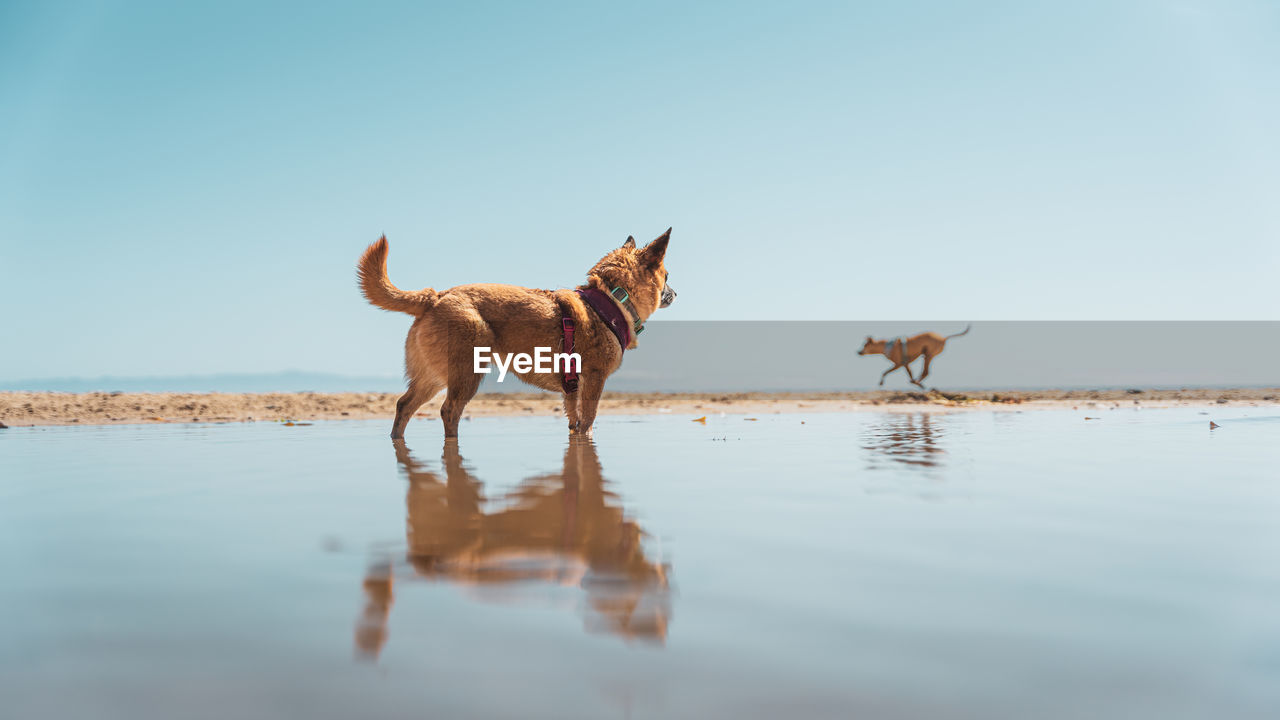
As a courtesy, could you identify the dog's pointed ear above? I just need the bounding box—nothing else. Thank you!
[621,236,636,251]
[865,336,873,343]
[639,228,671,266]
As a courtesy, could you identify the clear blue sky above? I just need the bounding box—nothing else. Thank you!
[2,0,1277,380]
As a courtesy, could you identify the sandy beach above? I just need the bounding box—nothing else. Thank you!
[2,388,1277,427]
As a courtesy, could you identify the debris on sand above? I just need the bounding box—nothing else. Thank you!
[692,416,707,424]
[988,394,1023,404]
[886,392,932,403]
[708,394,750,404]
[1209,421,1220,429]
[880,390,1026,406]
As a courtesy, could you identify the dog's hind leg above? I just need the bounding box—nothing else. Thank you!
[391,381,441,439]
[917,353,933,386]
[440,373,481,438]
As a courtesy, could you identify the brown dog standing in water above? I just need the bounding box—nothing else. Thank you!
[858,325,971,388]
[357,230,675,439]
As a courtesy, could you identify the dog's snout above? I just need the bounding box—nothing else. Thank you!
[660,285,677,308]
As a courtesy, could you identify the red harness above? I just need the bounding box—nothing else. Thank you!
[560,316,579,393]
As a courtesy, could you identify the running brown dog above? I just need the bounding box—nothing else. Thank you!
[858,325,971,388]
[357,230,676,439]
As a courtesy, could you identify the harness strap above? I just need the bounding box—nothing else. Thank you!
[887,338,907,364]
[561,316,579,394]
[555,297,581,394]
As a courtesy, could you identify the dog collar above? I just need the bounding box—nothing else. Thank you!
[608,286,646,337]
[577,288,633,351]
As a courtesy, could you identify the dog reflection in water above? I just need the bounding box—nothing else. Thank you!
[355,439,670,659]
[862,413,946,469]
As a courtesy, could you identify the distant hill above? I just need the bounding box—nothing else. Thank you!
[1,371,555,394]
[0,371,405,393]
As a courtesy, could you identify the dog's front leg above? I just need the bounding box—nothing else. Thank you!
[903,359,922,388]
[572,375,605,437]
[879,365,899,386]
[563,391,581,432]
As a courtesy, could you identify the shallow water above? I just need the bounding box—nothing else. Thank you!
[2,408,1278,719]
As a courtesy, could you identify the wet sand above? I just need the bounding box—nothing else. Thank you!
[2,388,1277,427]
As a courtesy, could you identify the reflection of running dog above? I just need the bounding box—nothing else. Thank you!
[858,325,971,387]
[354,439,670,659]
[862,414,946,469]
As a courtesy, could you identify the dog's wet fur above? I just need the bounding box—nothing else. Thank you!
[858,325,971,388]
[358,230,675,439]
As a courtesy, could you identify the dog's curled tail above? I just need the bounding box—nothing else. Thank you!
[945,324,972,340]
[357,236,438,315]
